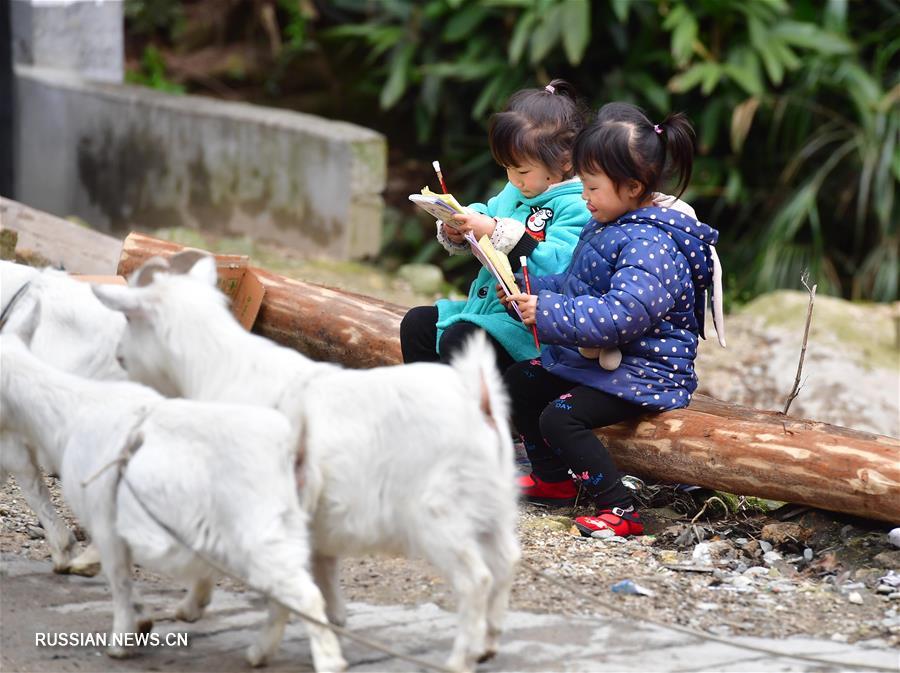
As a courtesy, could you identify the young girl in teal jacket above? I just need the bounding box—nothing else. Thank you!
[401,80,590,371]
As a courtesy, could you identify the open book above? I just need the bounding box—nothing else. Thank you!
[409,187,523,320]
[408,187,467,230]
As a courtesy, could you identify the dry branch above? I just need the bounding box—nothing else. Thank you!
[783,272,817,415]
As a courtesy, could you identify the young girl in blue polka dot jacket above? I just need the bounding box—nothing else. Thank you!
[501,102,726,538]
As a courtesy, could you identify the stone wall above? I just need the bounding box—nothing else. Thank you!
[13,65,386,260]
[10,0,123,82]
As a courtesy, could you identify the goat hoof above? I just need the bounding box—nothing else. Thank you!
[136,618,154,635]
[245,644,268,668]
[317,656,348,673]
[106,645,130,659]
[175,603,204,623]
[477,648,497,663]
[67,561,101,577]
[326,610,347,627]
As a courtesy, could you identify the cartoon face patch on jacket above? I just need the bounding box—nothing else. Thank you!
[526,207,553,241]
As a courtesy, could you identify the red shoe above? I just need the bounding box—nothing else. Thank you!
[518,473,577,506]
[574,507,644,538]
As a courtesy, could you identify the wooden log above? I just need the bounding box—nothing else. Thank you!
[119,232,900,523]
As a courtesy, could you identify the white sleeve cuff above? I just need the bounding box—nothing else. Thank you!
[490,217,526,254]
[436,220,469,255]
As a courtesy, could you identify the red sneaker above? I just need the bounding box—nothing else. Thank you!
[518,473,577,506]
[574,507,644,538]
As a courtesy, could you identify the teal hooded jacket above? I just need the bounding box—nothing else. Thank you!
[435,179,589,362]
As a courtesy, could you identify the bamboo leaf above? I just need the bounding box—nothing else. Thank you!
[610,0,630,23]
[529,4,562,65]
[380,42,415,109]
[442,5,491,43]
[671,8,699,67]
[773,21,854,54]
[731,97,760,152]
[472,73,507,118]
[508,11,536,64]
[668,62,719,94]
[422,60,502,80]
[561,0,590,65]
[723,48,764,96]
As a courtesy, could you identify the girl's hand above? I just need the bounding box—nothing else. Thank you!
[452,212,496,239]
[441,221,467,244]
[505,292,538,325]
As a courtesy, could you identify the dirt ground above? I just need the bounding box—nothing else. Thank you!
[2,469,898,651]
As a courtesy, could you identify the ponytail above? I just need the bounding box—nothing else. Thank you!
[655,111,695,199]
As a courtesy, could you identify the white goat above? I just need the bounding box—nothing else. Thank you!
[1,260,127,574]
[0,334,346,671]
[93,254,521,673]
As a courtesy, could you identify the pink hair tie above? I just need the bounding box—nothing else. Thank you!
[545,84,556,94]
[653,124,663,135]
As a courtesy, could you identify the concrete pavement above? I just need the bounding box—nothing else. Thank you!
[1,554,897,673]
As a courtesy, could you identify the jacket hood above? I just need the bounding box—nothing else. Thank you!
[649,208,718,292]
[633,206,721,340]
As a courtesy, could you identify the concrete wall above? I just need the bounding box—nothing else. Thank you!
[11,0,123,82]
[13,66,387,259]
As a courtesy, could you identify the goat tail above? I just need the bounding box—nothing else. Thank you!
[449,330,512,446]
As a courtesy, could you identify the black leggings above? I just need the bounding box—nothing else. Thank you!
[504,359,646,508]
[400,305,516,372]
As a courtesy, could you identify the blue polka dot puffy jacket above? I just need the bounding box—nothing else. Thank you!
[528,205,720,411]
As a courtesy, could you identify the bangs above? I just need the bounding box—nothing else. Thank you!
[573,123,638,190]
[489,112,541,168]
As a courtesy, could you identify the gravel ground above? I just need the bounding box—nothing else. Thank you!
[3,472,898,649]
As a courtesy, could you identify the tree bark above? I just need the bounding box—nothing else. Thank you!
[119,233,900,523]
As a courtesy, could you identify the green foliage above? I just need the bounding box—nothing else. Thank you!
[125,0,898,302]
[307,0,896,302]
[124,45,185,94]
[124,0,184,38]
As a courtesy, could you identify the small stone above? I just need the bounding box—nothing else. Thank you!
[692,543,712,565]
[397,264,444,295]
[730,576,753,589]
[848,591,864,605]
[763,550,782,565]
[26,525,45,540]
[761,522,811,545]
[697,602,719,611]
[889,527,900,548]
[831,632,849,642]
[877,584,894,595]
[758,540,773,553]
[803,548,813,561]
[658,550,678,565]
[873,550,900,568]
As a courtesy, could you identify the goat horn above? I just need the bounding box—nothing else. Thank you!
[130,256,171,288]
[168,249,213,275]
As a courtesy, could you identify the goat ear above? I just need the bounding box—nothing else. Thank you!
[130,256,170,288]
[92,284,146,319]
[168,249,211,275]
[187,255,218,287]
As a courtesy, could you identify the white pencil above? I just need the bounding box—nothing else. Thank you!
[432,160,448,193]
